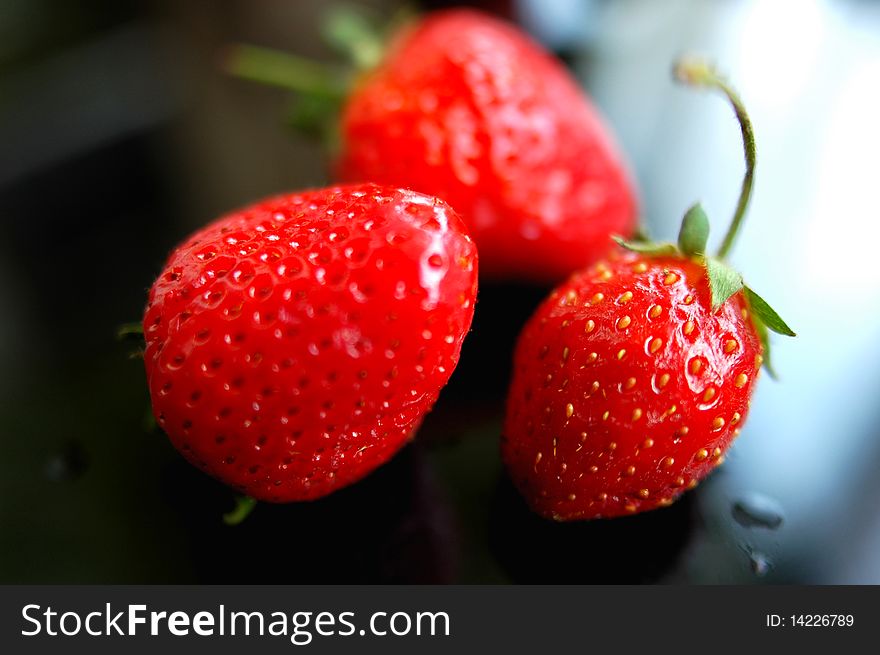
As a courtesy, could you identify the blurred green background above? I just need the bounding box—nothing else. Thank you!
[2,0,880,584]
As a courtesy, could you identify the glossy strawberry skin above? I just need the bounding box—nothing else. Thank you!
[337,9,638,282]
[143,184,477,502]
[503,251,762,520]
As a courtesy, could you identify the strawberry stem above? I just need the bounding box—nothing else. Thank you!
[224,44,352,99]
[673,57,756,260]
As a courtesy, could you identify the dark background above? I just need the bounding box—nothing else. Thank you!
[2,0,879,584]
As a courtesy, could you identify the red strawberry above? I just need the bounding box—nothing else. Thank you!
[143,184,478,502]
[227,9,638,282]
[338,9,638,281]
[502,59,795,520]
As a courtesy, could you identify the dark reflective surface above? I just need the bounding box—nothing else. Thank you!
[166,444,458,584]
[489,472,698,584]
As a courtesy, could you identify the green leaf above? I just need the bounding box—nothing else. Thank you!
[744,287,796,336]
[224,44,351,99]
[322,6,385,70]
[678,203,711,256]
[611,236,679,256]
[286,94,341,147]
[751,316,778,379]
[706,257,744,310]
[223,496,257,526]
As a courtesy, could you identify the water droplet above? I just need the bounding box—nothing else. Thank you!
[732,493,785,530]
[746,548,771,576]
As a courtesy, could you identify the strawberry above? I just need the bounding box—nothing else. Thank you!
[228,9,638,282]
[142,184,478,502]
[502,59,795,520]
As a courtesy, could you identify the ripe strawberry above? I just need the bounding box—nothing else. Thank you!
[502,59,795,520]
[143,184,478,502]
[338,9,638,281]
[228,9,638,282]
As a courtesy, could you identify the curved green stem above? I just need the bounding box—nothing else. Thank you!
[225,44,352,99]
[673,57,756,260]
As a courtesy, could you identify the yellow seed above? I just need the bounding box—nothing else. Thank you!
[689,358,703,374]
[565,290,577,305]
[535,452,543,465]
[755,354,764,369]
[734,373,748,388]
[591,292,604,305]
[561,320,571,328]
[657,373,670,388]
[624,376,636,390]
[684,320,695,336]
[585,352,598,364]
[659,498,673,507]
[566,403,574,418]
[731,411,741,424]
[587,381,600,396]
[599,270,612,281]
[687,479,698,490]
[712,417,726,430]
[589,465,598,473]
[649,304,662,319]
[703,387,716,402]
[562,346,570,361]
[632,408,643,421]
[696,448,709,461]
[649,337,663,353]
[616,349,627,360]
[662,456,675,468]
[639,489,650,499]
[608,441,617,451]
[665,404,677,417]
[683,294,694,305]
[713,447,722,458]
[619,291,633,304]
[678,426,690,436]
[633,262,648,273]
[580,432,588,442]
[584,319,596,333]
[567,493,577,501]
[741,308,749,319]
[625,504,638,513]
[617,315,632,329]
[663,272,679,285]
[597,492,608,502]
[674,477,685,487]
[724,339,738,353]
[715,456,726,467]
[602,410,610,421]
[625,465,636,476]
[643,438,654,448]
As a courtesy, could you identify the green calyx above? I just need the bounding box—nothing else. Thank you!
[223,495,257,526]
[223,5,401,143]
[615,57,795,377]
